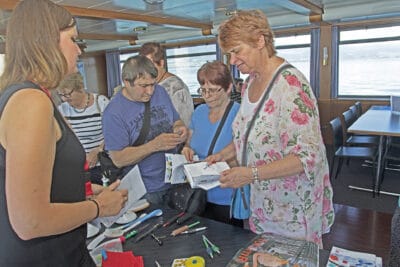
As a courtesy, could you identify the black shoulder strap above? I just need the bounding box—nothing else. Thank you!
[0,82,41,117]
[133,101,150,146]
[207,100,234,156]
[241,63,292,166]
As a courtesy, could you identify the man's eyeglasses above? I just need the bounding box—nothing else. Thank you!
[197,87,223,96]
[57,89,74,98]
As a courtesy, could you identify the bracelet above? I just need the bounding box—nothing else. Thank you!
[89,199,100,219]
[251,166,259,183]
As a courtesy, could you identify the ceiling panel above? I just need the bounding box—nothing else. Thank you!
[0,0,398,53]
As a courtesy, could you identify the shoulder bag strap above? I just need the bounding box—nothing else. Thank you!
[236,64,292,211]
[207,100,234,156]
[132,101,150,146]
[241,63,292,166]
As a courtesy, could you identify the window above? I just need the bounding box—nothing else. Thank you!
[338,25,400,97]
[238,34,311,85]
[275,34,311,81]
[119,52,138,70]
[166,44,217,95]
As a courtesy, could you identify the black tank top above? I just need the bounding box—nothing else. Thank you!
[0,82,94,266]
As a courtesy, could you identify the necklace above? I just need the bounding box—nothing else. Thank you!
[73,93,90,113]
[156,71,167,83]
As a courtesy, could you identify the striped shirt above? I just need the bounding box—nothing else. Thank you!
[58,94,109,153]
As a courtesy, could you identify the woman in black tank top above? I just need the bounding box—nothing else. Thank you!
[0,1,128,266]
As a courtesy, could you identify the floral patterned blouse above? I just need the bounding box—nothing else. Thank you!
[233,63,335,248]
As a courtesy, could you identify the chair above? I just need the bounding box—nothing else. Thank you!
[381,137,400,187]
[354,101,362,118]
[349,105,358,119]
[329,117,378,182]
[341,109,379,146]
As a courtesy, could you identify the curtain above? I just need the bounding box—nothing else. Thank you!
[331,26,339,98]
[105,50,121,97]
[310,28,320,98]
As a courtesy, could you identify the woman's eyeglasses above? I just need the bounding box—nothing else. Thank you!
[57,89,74,98]
[197,87,223,96]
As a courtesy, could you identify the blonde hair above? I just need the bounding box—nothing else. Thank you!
[218,10,276,57]
[0,0,75,91]
[58,72,84,93]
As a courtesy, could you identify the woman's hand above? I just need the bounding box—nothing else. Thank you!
[94,180,128,217]
[91,183,104,195]
[205,152,224,165]
[181,146,194,162]
[219,167,252,188]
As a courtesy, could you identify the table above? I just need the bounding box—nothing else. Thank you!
[348,107,400,196]
[89,206,329,266]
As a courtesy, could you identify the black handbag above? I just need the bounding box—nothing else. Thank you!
[167,101,234,215]
[98,101,150,182]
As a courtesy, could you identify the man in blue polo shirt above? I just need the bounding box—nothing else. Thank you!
[103,55,188,205]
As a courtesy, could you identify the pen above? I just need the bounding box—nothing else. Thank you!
[151,233,163,246]
[203,161,216,169]
[171,221,200,236]
[134,222,162,243]
[163,212,185,227]
[176,213,193,225]
[180,226,207,234]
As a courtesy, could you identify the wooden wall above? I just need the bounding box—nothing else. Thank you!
[80,54,107,96]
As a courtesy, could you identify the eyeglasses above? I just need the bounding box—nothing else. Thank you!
[197,87,223,96]
[57,89,74,98]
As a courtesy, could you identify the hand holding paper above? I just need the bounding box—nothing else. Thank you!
[92,165,147,228]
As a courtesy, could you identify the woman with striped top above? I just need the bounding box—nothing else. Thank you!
[57,72,109,184]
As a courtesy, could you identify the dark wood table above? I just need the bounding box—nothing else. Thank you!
[89,206,329,266]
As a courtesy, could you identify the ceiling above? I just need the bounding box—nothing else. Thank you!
[0,0,399,53]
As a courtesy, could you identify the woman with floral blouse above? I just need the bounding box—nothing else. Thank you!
[206,10,334,248]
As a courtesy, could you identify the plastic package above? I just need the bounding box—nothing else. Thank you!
[90,237,124,266]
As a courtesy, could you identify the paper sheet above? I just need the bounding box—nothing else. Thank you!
[93,165,147,228]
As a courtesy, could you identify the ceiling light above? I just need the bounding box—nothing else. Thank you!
[143,0,164,4]
[133,26,147,33]
[225,10,237,16]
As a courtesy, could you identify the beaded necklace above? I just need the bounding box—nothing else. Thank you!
[73,93,90,113]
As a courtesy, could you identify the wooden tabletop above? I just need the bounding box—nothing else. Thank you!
[348,109,400,137]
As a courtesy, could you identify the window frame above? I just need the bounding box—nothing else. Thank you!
[333,24,400,99]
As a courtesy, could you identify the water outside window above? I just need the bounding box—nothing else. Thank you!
[339,26,400,97]
[166,45,216,95]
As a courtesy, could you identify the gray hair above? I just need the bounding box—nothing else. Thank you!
[121,55,158,84]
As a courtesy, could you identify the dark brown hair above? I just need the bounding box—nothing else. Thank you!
[197,61,232,91]
[139,42,165,65]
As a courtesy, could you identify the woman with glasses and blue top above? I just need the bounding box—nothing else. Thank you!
[57,72,109,185]
[181,61,243,227]
[102,55,188,205]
